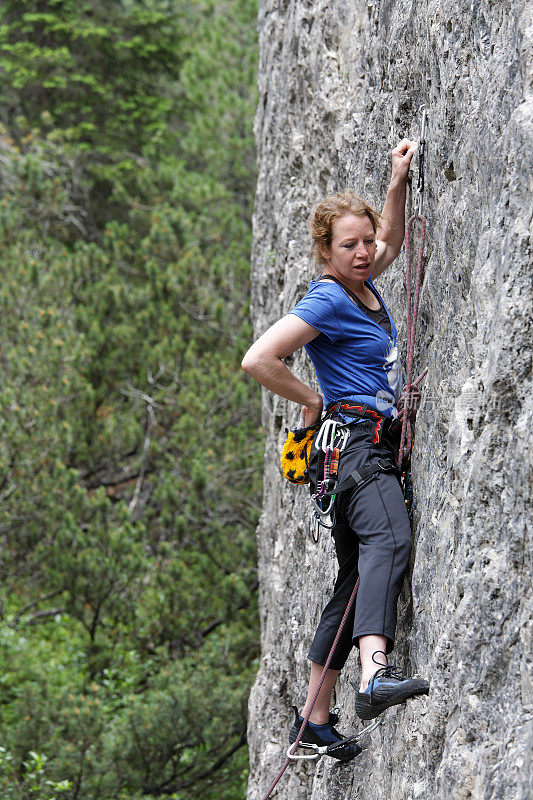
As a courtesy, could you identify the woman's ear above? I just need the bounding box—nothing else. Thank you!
[318,243,330,263]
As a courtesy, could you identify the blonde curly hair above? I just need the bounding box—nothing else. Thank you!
[309,191,382,266]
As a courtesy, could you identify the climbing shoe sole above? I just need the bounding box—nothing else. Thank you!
[352,678,429,720]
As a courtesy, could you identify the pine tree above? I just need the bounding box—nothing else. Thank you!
[0,1,260,797]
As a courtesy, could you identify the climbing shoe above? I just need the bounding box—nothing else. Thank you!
[288,705,362,762]
[352,652,429,720]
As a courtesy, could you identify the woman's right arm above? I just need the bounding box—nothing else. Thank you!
[241,314,323,426]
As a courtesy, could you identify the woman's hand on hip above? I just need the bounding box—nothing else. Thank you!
[301,396,323,428]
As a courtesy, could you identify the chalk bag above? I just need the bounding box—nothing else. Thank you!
[280,423,320,484]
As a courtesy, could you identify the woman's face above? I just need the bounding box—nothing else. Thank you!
[320,213,377,284]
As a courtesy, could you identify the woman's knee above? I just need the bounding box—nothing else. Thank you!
[390,517,411,570]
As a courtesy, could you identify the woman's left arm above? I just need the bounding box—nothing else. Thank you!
[373,139,418,279]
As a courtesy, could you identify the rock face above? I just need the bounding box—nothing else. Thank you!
[246,1,531,799]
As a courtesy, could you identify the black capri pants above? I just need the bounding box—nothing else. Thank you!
[307,418,412,671]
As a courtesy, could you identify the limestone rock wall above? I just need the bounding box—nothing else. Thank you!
[246,1,532,798]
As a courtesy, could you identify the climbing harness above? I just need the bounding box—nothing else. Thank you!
[311,401,401,539]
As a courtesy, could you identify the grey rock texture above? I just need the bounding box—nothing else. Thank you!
[246,1,532,799]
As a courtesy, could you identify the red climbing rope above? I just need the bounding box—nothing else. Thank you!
[398,106,429,468]
[397,212,427,469]
[260,576,360,800]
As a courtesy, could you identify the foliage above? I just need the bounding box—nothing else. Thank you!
[0,1,260,798]
[0,746,72,799]
[0,0,184,145]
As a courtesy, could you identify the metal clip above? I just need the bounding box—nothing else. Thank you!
[324,716,388,756]
[416,105,428,217]
[311,495,335,517]
[314,419,350,453]
[312,513,321,543]
[286,742,325,761]
[336,427,350,451]
[314,419,339,452]
[287,716,387,762]
[357,716,387,738]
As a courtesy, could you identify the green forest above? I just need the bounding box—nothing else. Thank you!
[0,1,262,798]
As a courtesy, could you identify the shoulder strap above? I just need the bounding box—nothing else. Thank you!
[318,274,380,310]
[317,274,360,303]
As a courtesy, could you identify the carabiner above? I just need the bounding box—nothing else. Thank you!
[314,419,338,452]
[311,495,335,517]
[336,426,350,451]
[287,716,387,762]
[312,514,321,543]
[416,105,428,217]
[286,742,325,761]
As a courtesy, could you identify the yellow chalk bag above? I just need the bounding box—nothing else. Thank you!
[280,422,320,484]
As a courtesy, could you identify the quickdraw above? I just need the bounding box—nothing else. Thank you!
[398,106,429,470]
[311,417,350,539]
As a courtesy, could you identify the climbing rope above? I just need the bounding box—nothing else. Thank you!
[398,106,429,469]
[259,576,360,800]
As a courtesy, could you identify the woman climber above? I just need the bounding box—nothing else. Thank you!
[241,139,429,762]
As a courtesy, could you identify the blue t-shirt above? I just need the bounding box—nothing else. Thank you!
[289,276,402,418]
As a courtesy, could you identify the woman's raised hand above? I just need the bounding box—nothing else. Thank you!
[391,139,418,183]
